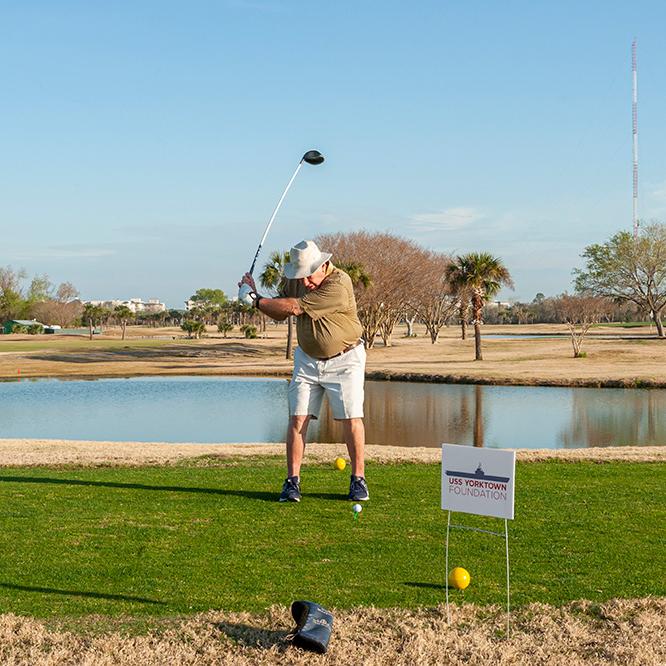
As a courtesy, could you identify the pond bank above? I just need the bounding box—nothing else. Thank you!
[5,369,666,389]
[0,439,664,466]
[1,323,665,389]
[365,370,666,388]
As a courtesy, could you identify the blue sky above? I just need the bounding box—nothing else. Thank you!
[1,1,665,307]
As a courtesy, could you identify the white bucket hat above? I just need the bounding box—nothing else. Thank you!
[283,240,332,279]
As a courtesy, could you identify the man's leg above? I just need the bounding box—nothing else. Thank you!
[287,414,311,479]
[342,417,365,478]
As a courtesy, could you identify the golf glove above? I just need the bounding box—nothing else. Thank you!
[238,283,256,306]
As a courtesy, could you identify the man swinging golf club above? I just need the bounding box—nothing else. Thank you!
[239,240,369,503]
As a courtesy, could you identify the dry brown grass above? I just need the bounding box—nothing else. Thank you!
[1,323,665,387]
[0,439,664,467]
[0,597,664,665]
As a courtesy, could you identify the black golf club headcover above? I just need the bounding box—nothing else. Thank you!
[289,600,334,654]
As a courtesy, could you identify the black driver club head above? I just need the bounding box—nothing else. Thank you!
[302,150,325,165]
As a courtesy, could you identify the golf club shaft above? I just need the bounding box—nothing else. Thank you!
[248,159,304,276]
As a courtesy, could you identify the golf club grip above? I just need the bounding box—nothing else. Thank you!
[247,159,304,276]
[248,248,262,277]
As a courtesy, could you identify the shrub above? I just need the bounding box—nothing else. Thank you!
[240,324,258,339]
[217,321,234,338]
[181,320,206,339]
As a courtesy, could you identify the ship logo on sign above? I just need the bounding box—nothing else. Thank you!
[441,444,516,519]
[445,463,509,483]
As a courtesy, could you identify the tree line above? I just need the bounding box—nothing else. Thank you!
[0,268,185,339]
[3,222,665,356]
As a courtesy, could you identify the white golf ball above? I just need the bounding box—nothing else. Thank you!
[352,503,362,514]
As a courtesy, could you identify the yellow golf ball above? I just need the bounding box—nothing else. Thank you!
[448,567,471,590]
[334,457,346,471]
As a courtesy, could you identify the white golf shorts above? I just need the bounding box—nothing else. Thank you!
[288,344,366,420]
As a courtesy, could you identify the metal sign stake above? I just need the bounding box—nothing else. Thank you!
[445,510,511,637]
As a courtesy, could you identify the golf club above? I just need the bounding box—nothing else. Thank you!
[239,150,325,301]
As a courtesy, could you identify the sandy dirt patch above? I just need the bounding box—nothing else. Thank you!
[0,597,663,665]
[0,439,664,467]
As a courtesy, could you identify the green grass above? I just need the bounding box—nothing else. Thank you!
[592,321,653,329]
[0,459,663,619]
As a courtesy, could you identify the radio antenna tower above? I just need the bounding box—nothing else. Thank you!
[632,39,639,238]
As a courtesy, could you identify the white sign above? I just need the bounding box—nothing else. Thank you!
[441,444,516,519]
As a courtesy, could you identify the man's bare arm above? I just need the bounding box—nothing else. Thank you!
[257,297,303,321]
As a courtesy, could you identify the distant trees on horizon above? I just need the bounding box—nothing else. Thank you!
[3,222,665,348]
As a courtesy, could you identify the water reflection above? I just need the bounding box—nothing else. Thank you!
[0,377,663,449]
[315,383,481,447]
[560,388,665,447]
[313,382,664,449]
[473,385,484,447]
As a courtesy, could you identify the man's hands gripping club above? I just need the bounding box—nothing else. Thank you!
[238,274,258,307]
[237,273,303,319]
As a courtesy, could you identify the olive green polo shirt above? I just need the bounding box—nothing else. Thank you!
[283,264,363,359]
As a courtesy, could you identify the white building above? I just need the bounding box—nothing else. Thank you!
[86,298,167,314]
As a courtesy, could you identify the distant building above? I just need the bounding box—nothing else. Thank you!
[186,299,226,310]
[85,298,167,314]
[485,301,511,309]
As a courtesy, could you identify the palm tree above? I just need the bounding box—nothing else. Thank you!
[260,251,294,359]
[81,303,109,341]
[456,289,472,340]
[446,253,513,361]
[113,305,134,340]
[336,260,374,345]
[336,261,372,290]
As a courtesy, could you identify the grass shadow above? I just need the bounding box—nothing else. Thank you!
[215,620,289,651]
[0,475,277,502]
[305,491,351,501]
[404,581,449,590]
[0,476,351,503]
[0,582,165,605]
[29,343,270,365]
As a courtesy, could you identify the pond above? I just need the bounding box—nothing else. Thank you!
[0,376,663,449]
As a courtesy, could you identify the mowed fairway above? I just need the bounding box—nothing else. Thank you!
[0,458,663,619]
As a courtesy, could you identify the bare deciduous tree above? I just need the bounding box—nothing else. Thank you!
[553,293,609,358]
[32,283,82,327]
[408,251,457,343]
[316,231,426,348]
[404,312,418,337]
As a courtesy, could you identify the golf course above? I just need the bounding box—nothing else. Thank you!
[7,2,666,661]
[0,441,663,664]
[0,327,664,664]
